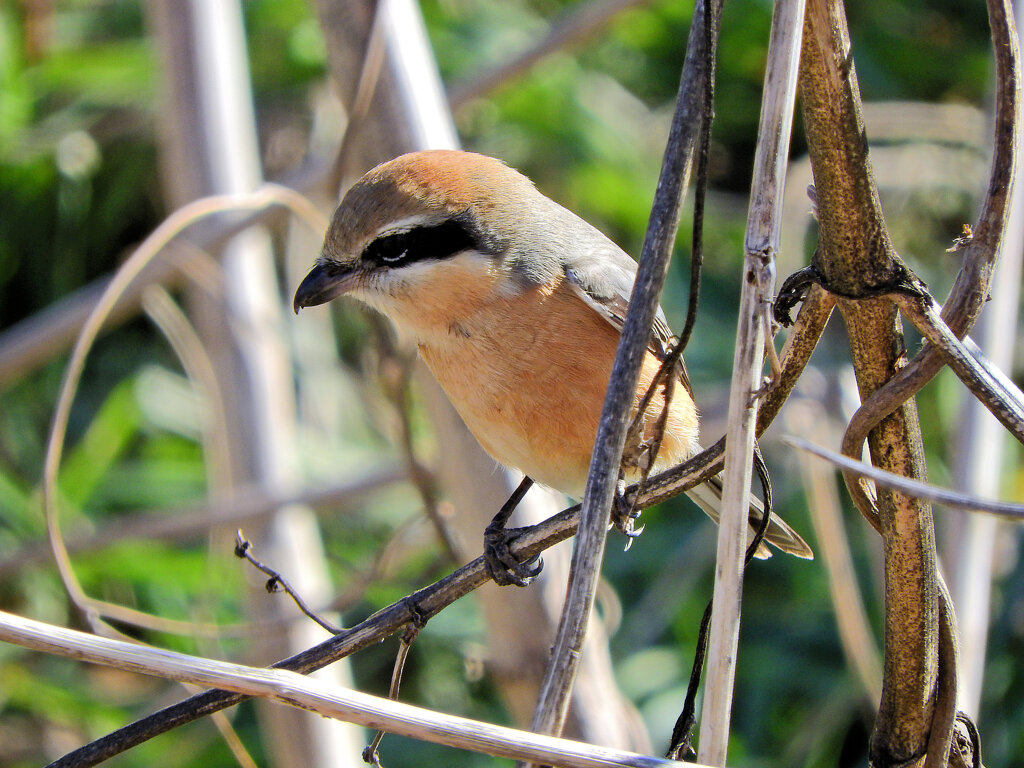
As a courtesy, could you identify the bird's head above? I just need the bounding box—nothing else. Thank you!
[293,150,564,332]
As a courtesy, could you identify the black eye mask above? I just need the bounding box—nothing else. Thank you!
[363,219,480,268]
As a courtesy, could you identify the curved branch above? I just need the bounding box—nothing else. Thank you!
[895,292,1024,443]
[839,0,1020,462]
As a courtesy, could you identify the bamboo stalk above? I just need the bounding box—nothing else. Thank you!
[696,0,804,763]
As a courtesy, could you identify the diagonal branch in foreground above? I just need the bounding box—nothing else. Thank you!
[0,610,693,768]
[526,0,721,748]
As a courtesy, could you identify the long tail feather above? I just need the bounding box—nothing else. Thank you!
[685,475,814,560]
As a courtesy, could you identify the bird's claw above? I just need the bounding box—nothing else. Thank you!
[610,481,644,543]
[483,525,543,587]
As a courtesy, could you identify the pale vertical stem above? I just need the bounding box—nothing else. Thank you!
[947,0,1024,716]
[151,2,361,765]
[696,0,805,763]
[377,0,460,151]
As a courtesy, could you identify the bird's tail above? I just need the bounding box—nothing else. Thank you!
[685,475,814,560]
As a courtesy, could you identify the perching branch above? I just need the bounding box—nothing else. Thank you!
[45,221,832,761]
[42,437,729,768]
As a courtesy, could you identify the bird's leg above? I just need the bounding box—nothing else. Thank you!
[484,476,543,587]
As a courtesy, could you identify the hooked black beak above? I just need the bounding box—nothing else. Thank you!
[293,262,360,314]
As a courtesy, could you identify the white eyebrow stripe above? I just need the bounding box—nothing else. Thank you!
[370,214,443,240]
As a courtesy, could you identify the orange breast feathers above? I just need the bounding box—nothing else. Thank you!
[413,272,699,499]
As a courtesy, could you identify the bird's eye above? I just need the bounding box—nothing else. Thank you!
[363,219,479,268]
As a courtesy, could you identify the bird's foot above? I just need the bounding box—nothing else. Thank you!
[483,524,543,587]
[610,480,644,548]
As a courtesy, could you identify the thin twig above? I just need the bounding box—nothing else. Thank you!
[234,531,343,635]
[786,436,1024,518]
[666,451,774,761]
[948,19,1024,709]
[363,622,423,765]
[621,0,722,512]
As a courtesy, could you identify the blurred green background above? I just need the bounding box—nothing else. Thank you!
[0,0,1020,766]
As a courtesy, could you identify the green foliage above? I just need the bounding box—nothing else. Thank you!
[0,1,1016,767]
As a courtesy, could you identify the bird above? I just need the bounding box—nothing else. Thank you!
[294,150,812,584]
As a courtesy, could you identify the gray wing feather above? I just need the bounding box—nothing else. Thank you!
[529,206,812,560]
[563,237,689,394]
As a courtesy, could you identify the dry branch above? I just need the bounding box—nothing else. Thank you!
[799,0,938,762]
[526,0,721,746]
[839,0,1020,471]
[787,437,1024,518]
[697,0,804,761]
[894,292,1024,443]
[40,434,733,767]
[0,610,691,768]
[794,0,1021,763]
